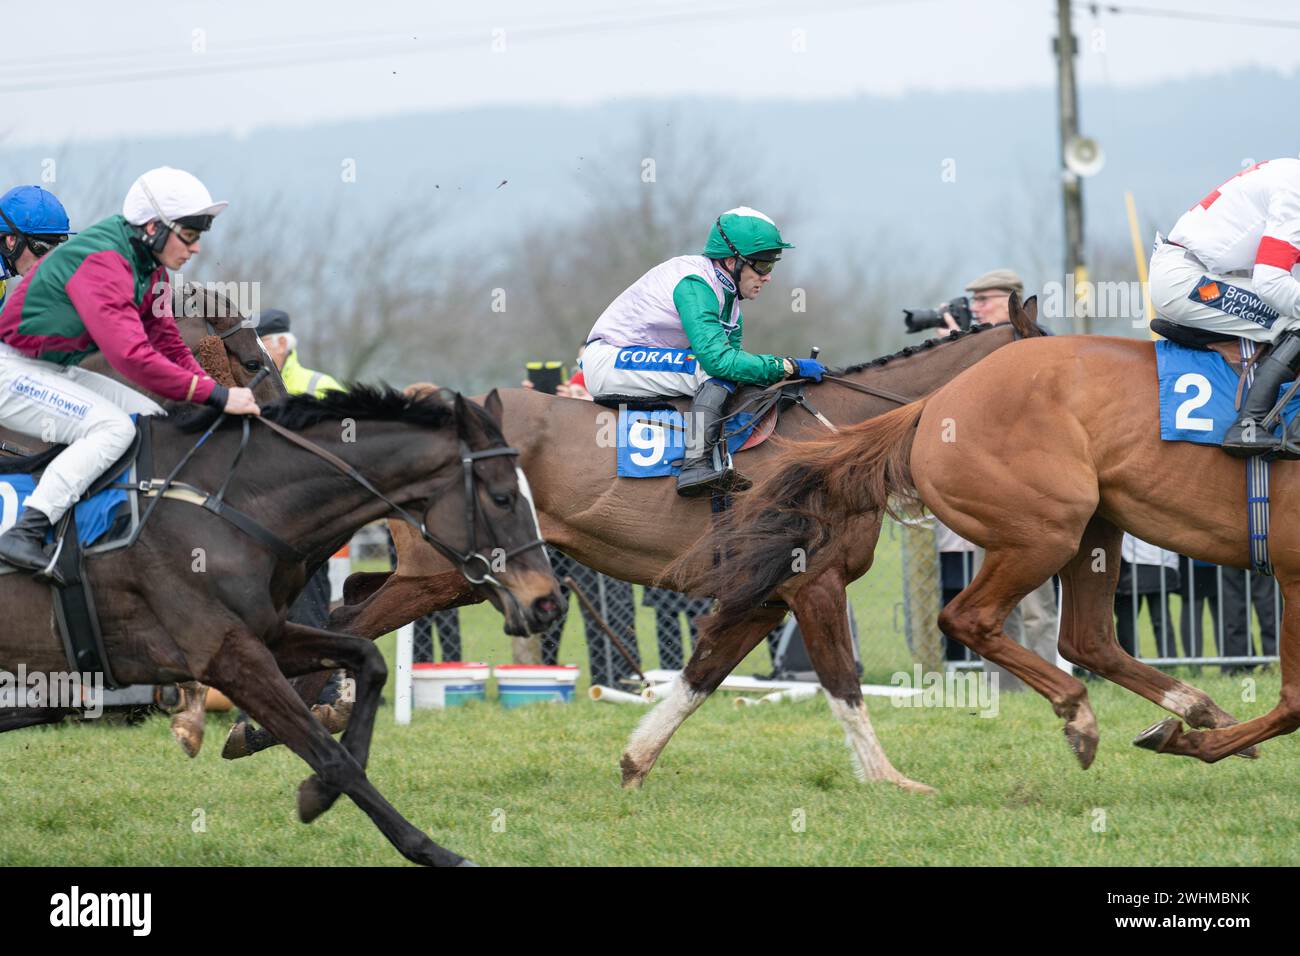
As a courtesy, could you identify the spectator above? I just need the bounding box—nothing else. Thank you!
[1177,557,1278,671]
[413,610,461,663]
[1114,533,1179,657]
[935,520,978,665]
[1177,554,1221,660]
[538,548,642,688]
[642,586,711,670]
[1217,566,1278,672]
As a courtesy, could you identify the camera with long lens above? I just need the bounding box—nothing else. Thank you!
[902,296,974,334]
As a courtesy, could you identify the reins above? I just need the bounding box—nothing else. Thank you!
[122,373,545,587]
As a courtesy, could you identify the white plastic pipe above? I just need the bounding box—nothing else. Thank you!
[588,685,651,705]
[760,685,822,704]
[641,682,676,702]
[394,623,413,726]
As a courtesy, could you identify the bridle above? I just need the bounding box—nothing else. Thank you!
[256,414,546,586]
[129,369,546,589]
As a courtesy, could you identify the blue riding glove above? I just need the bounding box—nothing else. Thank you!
[789,358,827,381]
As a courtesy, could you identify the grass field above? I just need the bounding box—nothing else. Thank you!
[1,661,1294,866]
[1,523,1290,867]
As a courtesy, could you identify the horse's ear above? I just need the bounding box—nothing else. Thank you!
[483,388,504,426]
[1008,291,1042,338]
[453,391,472,441]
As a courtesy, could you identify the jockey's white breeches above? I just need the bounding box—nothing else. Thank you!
[0,343,163,522]
[1149,240,1300,343]
[581,340,714,399]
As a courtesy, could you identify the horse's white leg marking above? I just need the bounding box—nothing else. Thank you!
[623,681,706,773]
[826,695,936,794]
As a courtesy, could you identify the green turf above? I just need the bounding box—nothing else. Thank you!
[3,523,1282,866]
[0,667,1292,866]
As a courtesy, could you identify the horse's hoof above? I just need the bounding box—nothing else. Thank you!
[1233,744,1261,759]
[311,701,352,736]
[1064,706,1099,769]
[221,721,251,760]
[455,858,481,867]
[297,775,340,824]
[170,717,204,759]
[1133,717,1181,753]
[892,775,937,795]
[619,753,646,789]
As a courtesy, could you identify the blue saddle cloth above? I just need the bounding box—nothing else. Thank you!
[1156,340,1300,445]
[616,409,760,478]
[0,475,127,547]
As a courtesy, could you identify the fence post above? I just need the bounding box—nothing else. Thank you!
[900,515,944,673]
[395,622,413,725]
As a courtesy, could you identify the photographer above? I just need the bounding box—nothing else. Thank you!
[917,268,1062,687]
[940,269,1026,336]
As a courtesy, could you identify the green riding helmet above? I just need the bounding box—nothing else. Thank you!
[702,206,794,262]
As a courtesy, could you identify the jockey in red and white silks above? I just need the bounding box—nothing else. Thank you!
[1149,158,1300,457]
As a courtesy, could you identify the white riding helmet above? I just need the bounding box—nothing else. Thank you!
[122,167,228,228]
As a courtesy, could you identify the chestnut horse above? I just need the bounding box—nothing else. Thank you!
[687,328,1268,769]
[229,303,1051,794]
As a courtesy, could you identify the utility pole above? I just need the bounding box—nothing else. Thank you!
[1054,0,1089,333]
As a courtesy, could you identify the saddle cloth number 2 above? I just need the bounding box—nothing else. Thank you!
[1174,372,1214,432]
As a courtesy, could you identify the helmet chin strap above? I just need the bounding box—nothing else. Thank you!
[136,179,178,260]
[0,207,28,279]
[713,216,750,299]
[729,257,747,299]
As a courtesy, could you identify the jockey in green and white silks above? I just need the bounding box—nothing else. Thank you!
[583,207,826,496]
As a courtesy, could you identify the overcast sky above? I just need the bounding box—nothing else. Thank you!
[4,0,1299,145]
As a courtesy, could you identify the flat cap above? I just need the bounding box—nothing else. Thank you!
[965,268,1024,295]
[254,309,290,335]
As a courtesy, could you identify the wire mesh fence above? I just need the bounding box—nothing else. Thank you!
[364,513,1280,689]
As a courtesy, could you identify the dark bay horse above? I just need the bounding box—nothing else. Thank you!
[0,283,289,755]
[0,385,562,866]
[235,308,1048,794]
[687,327,1267,770]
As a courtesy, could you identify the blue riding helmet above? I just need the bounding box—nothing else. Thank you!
[0,185,73,279]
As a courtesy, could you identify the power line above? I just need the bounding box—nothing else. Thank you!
[0,0,933,93]
[1087,3,1300,30]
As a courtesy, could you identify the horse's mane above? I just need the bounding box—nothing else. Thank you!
[832,322,990,376]
[173,383,464,434]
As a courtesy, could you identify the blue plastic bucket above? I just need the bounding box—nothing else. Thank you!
[412,662,489,709]
[494,665,580,709]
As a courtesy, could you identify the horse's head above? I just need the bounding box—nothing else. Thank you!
[419,389,565,635]
[174,283,288,404]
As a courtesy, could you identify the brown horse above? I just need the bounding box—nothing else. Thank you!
[688,324,1267,768]
[229,305,1049,793]
[0,385,562,865]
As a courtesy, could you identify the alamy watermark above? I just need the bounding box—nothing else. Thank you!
[0,665,104,717]
[158,273,262,323]
[1041,273,1150,326]
[889,665,999,718]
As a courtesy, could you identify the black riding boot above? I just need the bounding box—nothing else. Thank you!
[676,380,749,497]
[1222,332,1300,458]
[0,507,54,573]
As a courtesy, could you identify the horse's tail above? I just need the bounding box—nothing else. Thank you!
[671,397,930,634]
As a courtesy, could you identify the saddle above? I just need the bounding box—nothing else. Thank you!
[594,379,820,455]
[0,419,155,687]
[1150,318,1257,370]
